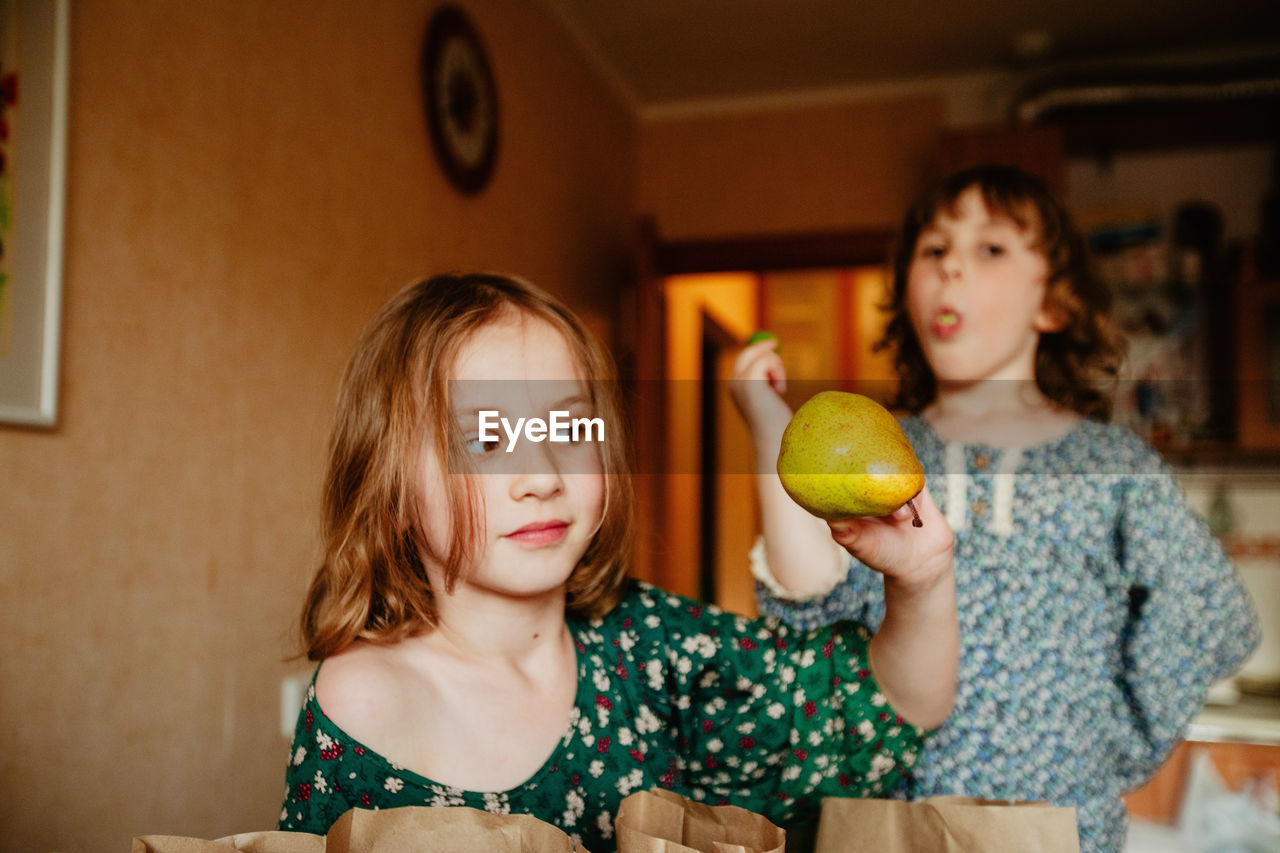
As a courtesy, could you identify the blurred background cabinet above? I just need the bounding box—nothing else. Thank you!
[1235,247,1280,450]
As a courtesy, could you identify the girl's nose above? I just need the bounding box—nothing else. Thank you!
[940,250,963,281]
[508,442,564,500]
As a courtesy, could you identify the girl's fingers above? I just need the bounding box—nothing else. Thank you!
[763,359,787,394]
[732,348,788,394]
[824,485,951,575]
[732,338,780,376]
[888,504,915,523]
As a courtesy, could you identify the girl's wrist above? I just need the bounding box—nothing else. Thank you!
[883,554,954,598]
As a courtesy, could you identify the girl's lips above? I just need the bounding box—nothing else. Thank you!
[931,308,962,340]
[505,520,569,546]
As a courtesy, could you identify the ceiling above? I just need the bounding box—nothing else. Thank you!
[543,0,1280,111]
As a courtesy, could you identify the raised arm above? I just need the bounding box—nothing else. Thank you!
[729,338,846,596]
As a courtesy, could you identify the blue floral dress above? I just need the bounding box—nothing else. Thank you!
[754,417,1261,853]
[279,581,928,852]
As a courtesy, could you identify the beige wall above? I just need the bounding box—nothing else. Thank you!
[637,95,945,240]
[0,1,635,849]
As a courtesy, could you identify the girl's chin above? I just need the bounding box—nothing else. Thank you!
[931,371,997,390]
[927,364,980,385]
[933,374,1036,391]
[459,579,574,603]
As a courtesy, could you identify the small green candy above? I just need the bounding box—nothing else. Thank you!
[746,330,780,352]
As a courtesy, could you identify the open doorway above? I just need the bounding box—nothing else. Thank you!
[629,222,897,609]
[656,272,757,607]
[655,261,896,615]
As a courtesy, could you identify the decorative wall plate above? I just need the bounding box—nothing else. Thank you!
[421,5,498,194]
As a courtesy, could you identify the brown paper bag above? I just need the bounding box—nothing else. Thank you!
[615,789,785,853]
[814,796,1080,853]
[325,806,586,852]
[133,805,588,853]
[131,832,323,853]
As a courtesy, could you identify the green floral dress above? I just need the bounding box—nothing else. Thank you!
[279,580,927,852]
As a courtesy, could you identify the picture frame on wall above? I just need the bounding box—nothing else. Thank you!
[0,0,69,427]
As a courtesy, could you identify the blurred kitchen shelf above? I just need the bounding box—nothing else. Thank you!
[1190,693,1280,746]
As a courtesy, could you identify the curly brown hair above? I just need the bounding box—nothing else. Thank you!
[299,273,634,660]
[879,164,1125,419]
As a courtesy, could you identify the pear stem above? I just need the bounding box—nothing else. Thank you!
[907,498,923,528]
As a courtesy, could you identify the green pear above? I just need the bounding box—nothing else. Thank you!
[777,391,924,523]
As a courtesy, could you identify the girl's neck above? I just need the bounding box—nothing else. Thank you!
[923,382,1081,448]
[424,585,572,668]
[930,379,1046,419]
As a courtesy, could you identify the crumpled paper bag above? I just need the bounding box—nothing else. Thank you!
[814,795,1080,853]
[615,788,785,853]
[132,804,589,852]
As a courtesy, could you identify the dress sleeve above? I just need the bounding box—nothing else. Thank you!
[634,586,926,829]
[277,681,361,834]
[752,537,887,633]
[1112,446,1262,787]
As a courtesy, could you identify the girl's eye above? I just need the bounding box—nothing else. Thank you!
[980,243,1006,257]
[918,244,945,260]
[465,436,502,455]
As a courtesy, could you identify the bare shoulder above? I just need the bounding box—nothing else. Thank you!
[314,640,411,733]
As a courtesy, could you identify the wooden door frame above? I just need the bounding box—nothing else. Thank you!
[697,309,738,604]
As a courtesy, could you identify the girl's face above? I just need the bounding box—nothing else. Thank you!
[906,186,1061,389]
[415,312,606,604]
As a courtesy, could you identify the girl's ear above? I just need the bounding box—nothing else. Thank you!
[1033,304,1068,333]
[1034,285,1070,333]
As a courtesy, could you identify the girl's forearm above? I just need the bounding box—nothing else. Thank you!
[866,566,959,729]
[756,449,847,596]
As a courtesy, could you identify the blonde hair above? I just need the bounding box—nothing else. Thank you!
[299,273,634,660]
[881,164,1125,419]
